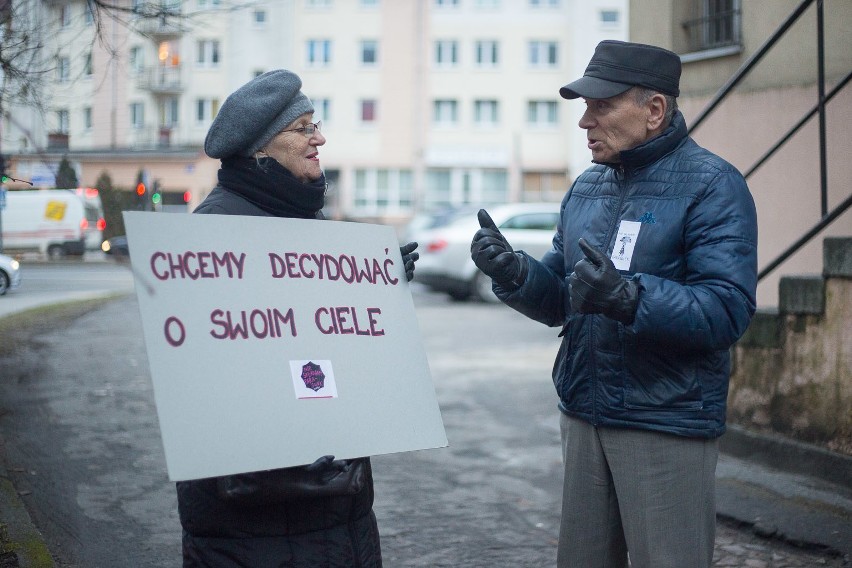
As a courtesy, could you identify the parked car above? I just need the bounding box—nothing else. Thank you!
[0,253,22,296]
[412,202,561,302]
[101,235,129,258]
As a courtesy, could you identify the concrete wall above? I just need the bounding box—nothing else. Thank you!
[729,237,852,455]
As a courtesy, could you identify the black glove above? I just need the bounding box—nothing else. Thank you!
[569,238,639,324]
[400,241,419,282]
[305,455,351,482]
[470,209,528,289]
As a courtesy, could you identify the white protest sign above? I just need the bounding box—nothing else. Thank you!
[123,211,447,481]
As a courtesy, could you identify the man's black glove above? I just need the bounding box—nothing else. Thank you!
[569,238,639,324]
[470,209,528,289]
[400,242,419,282]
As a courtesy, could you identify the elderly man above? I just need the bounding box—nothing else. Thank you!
[470,40,757,568]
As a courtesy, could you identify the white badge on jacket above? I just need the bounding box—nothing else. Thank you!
[611,220,641,271]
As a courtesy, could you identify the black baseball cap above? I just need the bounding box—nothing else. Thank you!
[560,40,681,100]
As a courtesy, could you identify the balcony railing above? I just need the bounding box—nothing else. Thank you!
[138,65,183,94]
[134,17,186,40]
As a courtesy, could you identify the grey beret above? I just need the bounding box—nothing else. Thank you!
[204,69,315,159]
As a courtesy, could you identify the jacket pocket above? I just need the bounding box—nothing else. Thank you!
[622,336,703,411]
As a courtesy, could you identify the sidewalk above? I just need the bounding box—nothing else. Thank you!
[0,293,850,565]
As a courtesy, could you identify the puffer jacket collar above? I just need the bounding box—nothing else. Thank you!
[603,110,688,172]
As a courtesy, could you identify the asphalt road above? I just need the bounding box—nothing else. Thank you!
[0,274,847,566]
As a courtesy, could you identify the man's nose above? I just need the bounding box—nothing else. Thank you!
[578,110,594,129]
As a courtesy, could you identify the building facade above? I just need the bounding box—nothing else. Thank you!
[2,0,627,222]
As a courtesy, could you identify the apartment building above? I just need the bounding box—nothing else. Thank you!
[2,0,627,223]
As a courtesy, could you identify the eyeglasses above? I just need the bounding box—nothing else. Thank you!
[280,121,322,137]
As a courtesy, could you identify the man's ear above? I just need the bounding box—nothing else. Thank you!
[646,93,667,132]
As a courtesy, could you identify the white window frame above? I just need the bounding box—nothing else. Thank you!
[306,0,333,8]
[528,40,558,68]
[475,40,499,67]
[195,98,219,124]
[360,40,379,67]
[527,100,558,126]
[129,46,144,73]
[423,168,508,208]
[83,107,93,131]
[473,99,499,126]
[434,40,459,68]
[433,99,458,126]
[312,98,331,124]
[352,169,414,215]
[56,109,70,134]
[130,103,145,129]
[359,99,378,125]
[306,39,332,67]
[57,57,71,82]
[196,40,221,68]
[434,0,460,7]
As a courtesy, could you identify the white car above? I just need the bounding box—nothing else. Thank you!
[412,202,561,302]
[0,253,22,296]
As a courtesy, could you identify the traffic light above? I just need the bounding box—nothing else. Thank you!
[136,182,146,196]
[151,181,161,207]
[0,154,8,183]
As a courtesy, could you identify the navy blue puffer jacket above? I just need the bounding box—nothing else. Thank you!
[497,112,757,439]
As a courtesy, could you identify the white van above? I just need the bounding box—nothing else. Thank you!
[1,189,88,258]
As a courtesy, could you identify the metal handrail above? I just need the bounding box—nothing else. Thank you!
[744,70,852,179]
[687,0,850,282]
[758,194,852,281]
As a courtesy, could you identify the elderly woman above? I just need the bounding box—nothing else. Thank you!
[178,69,415,567]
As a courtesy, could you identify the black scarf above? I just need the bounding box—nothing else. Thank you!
[217,156,326,219]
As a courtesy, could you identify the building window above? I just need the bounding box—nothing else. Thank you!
[360,40,379,66]
[475,40,499,67]
[306,0,333,8]
[83,107,93,130]
[600,9,620,26]
[84,52,93,76]
[529,0,559,6]
[196,98,219,123]
[523,171,567,202]
[360,99,377,124]
[306,39,332,67]
[474,100,499,126]
[161,97,179,126]
[130,103,145,129]
[433,99,458,126]
[253,9,266,26]
[481,170,508,203]
[57,57,71,82]
[683,0,741,52]
[197,0,222,7]
[130,46,144,73]
[475,0,501,8]
[353,169,413,213]
[424,169,452,207]
[360,0,379,7]
[56,109,70,133]
[528,40,558,68]
[59,5,71,26]
[196,40,220,67]
[434,40,459,67]
[434,0,459,6]
[312,98,331,123]
[527,100,558,125]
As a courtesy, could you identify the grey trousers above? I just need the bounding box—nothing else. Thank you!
[557,413,718,568]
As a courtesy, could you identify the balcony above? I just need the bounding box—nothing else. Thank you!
[138,65,183,95]
[135,17,186,41]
